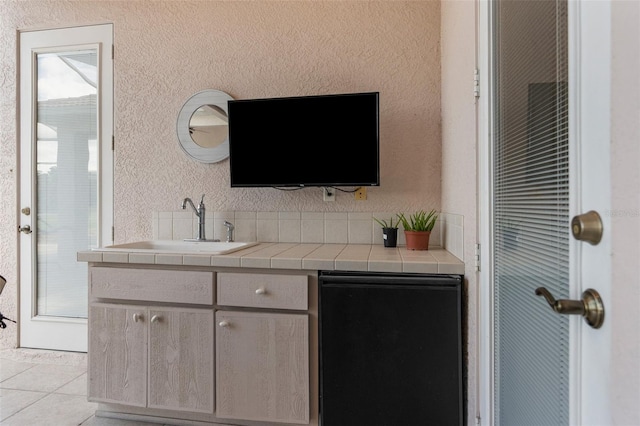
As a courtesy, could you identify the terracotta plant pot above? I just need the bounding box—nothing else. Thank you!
[404,230,431,250]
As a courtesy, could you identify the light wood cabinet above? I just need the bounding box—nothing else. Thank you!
[88,303,214,413]
[216,310,309,424]
[215,272,310,424]
[148,307,214,413]
[87,266,314,425]
[88,303,147,407]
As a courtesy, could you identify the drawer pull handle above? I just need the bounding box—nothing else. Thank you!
[132,313,143,323]
[255,287,267,295]
[219,320,230,328]
[151,315,161,323]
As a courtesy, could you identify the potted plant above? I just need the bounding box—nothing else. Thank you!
[397,209,438,250]
[373,216,399,248]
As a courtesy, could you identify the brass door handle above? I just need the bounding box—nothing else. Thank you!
[18,225,32,234]
[535,287,605,329]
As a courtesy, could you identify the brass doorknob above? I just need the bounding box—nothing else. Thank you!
[571,211,603,245]
[535,287,605,329]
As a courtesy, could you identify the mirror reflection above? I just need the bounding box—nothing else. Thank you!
[189,105,228,149]
[176,89,233,163]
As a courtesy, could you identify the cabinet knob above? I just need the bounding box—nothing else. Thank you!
[218,320,230,328]
[132,313,143,323]
[255,287,266,295]
[150,315,161,323]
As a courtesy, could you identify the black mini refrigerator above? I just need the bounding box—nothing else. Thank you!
[319,271,464,426]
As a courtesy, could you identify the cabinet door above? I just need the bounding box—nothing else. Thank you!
[148,307,214,413]
[88,303,147,406]
[216,310,309,424]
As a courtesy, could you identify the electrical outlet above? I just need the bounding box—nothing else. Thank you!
[354,187,367,200]
[323,187,335,202]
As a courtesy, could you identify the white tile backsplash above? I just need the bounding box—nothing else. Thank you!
[173,217,193,240]
[440,212,464,261]
[348,218,373,244]
[257,217,279,242]
[278,212,301,241]
[234,219,257,242]
[301,218,324,243]
[156,211,173,240]
[279,219,301,242]
[152,210,464,260]
[324,218,349,244]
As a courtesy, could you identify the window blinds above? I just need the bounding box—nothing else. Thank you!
[492,0,569,424]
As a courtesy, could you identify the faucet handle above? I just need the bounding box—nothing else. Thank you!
[200,194,205,204]
[223,221,234,242]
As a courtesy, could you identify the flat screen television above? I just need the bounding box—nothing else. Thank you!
[228,92,379,187]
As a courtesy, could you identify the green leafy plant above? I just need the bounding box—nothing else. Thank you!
[373,216,398,229]
[397,209,438,232]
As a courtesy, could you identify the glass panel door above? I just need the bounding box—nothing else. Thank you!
[492,0,569,424]
[19,24,113,352]
[36,49,98,318]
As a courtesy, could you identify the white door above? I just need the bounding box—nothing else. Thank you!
[479,0,611,424]
[569,1,611,423]
[19,24,113,352]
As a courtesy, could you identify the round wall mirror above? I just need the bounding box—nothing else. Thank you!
[176,89,233,163]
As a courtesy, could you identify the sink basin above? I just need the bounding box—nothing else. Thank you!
[97,240,259,255]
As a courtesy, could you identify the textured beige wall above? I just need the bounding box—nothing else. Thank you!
[440,0,477,422]
[0,1,441,347]
[610,0,640,423]
[111,0,442,243]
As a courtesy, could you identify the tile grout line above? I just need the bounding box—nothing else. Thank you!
[0,388,50,423]
[0,363,39,385]
[1,354,91,425]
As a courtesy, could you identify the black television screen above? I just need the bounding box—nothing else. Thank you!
[228,92,379,187]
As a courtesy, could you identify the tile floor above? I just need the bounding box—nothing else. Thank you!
[0,348,160,426]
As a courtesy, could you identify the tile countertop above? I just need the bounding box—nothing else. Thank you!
[78,243,465,275]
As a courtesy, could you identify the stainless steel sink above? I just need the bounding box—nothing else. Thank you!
[97,240,259,255]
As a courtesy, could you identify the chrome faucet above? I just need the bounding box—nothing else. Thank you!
[182,194,207,241]
[223,221,234,242]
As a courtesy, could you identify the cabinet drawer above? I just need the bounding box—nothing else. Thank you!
[91,267,214,305]
[217,272,308,310]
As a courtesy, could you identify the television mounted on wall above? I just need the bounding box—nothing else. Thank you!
[228,92,380,188]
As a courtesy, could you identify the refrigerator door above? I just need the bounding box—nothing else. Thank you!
[319,272,463,426]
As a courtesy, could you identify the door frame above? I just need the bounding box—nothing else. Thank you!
[18,24,113,352]
[477,0,612,424]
